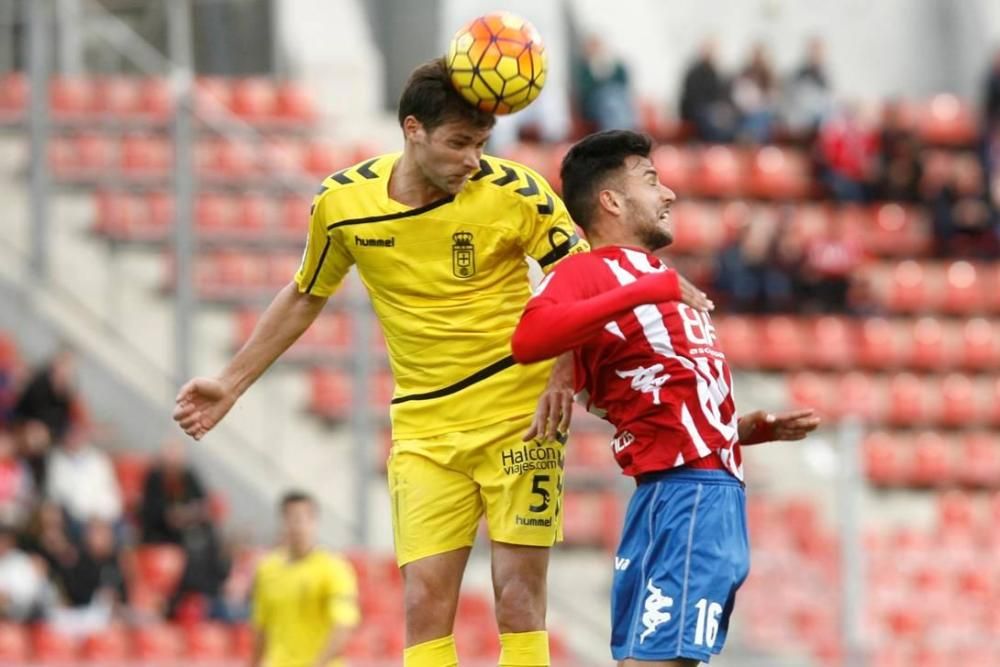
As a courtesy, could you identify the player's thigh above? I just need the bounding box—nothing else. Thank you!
[387,445,482,567]
[472,416,565,548]
[611,471,748,663]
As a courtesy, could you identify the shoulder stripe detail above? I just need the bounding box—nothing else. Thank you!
[536,192,554,215]
[331,171,353,185]
[356,158,379,180]
[492,165,519,187]
[537,231,582,268]
[305,238,332,294]
[391,355,516,405]
[326,195,455,231]
[470,159,495,181]
[515,173,539,198]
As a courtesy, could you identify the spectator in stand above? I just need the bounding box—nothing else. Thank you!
[714,206,796,313]
[782,36,833,139]
[572,34,637,132]
[930,154,997,258]
[21,501,74,576]
[876,100,924,202]
[140,438,210,545]
[48,519,128,636]
[984,47,1000,131]
[12,346,78,444]
[732,43,779,143]
[798,217,866,313]
[0,524,51,621]
[16,419,52,490]
[0,335,18,428]
[0,429,35,531]
[46,426,123,540]
[679,37,737,142]
[816,102,879,202]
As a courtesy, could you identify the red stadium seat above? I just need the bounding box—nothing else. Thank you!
[121,135,172,176]
[787,372,831,417]
[833,372,881,422]
[80,626,130,662]
[941,260,983,315]
[870,204,931,257]
[562,491,620,550]
[209,139,259,179]
[133,624,184,662]
[231,624,255,660]
[134,544,186,600]
[279,195,312,235]
[95,76,143,117]
[959,318,999,371]
[195,193,235,232]
[805,317,854,370]
[857,317,903,370]
[236,193,273,234]
[863,431,905,486]
[138,77,174,119]
[194,77,233,118]
[956,433,1000,488]
[231,78,278,121]
[910,431,953,486]
[275,82,318,124]
[693,145,746,198]
[713,316,756,368]
[908,317,949,371]
[184,622,232,660]
[746,146,811,199]
[49,76,94,118]
[30,624,78,662]
[888,260,931,313]
[936,490,979,533]
[0,624,28,661]
[668,201,724,253]
[650,145,693,193]
[887,373,929,426]
[917,94,978,146]
[309,369,351,420]
[990,378,1000,428]
[0,72,27,120]
[303,141,352,177]
[938,373,981,427]
[758,316,805,369]
[113,453,150,514]
[566,429,612,474]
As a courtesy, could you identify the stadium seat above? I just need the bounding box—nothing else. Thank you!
[956,432,1000,488]
[275,82,318,124]
[80,625,130,662]
[195,77,234,118]
[303,141,353,177]
[870,204,931,257]
[231,624,255,660]
[134,544,186,601]
[805,316,854,370]
[713,316,756,368]
[693,145,746,198]
[113,453,151,515]
[566,429,612,474]
[650,145,693,193]
[787,372,831,417]
[856,317,903,370]
[917,94,978,146]
[49,76,94,118]
[668,201,724,253]
[909,431,953,486]
[138,77,174,119]
[231,78,278,122]
[121,135,172,177]
[938,373,980,427]
[887,260,931,313]
[30,623,78,662]
[758,316,805,369]
[908,317,948,371]
[833,372,881,421]
[279,194,312,235]
[0,72,27,121]
[133,624,184,662]
[959,318,999,371]
[864,431,905,486]
[184,622,232,660]
[236,193,274,234]
[562,491,620,550]
[0,624,28,661]
[942,260,983,315]
[887,373,929,426]
[746,146,811,199]
[261,137,307,176]
[195,193,235,232]
[95,76,143,117]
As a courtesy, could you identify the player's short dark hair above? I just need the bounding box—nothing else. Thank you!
[560,130,654,232]
[397,57,496,132]
[280,490,317,513]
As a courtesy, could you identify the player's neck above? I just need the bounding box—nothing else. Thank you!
[389,152,449,208]
[587,226,649,253]
[287,544,314,561]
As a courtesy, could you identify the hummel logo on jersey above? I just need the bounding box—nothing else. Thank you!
[614,556,631,571]
[616,363,671,405]
[640,580,673,643]
[355,235,395,248]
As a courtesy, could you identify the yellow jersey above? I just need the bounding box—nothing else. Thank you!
[251,549,360,667]
[294,153,587,439]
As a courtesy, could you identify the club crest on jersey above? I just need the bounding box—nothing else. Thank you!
[452,231,476,278]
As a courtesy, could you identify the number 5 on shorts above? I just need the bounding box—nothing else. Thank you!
[529,474,550,513]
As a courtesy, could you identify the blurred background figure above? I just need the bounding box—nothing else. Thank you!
[984,46,1000,132]
[732,42,779,143]
[0,524,51,622]
[45,426,123,542]
[816,102,879,201]
[139,438,209,545]
[572,34,636,132]
[679,37,737,142]
[12,347,77,446]
[782,36,834,139]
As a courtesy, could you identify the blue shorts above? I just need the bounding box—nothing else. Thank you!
[611,468,749,663]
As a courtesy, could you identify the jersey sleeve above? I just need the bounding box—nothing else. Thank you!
[326,556,361,628]
[517,168,589,274]
[293,191,354,297]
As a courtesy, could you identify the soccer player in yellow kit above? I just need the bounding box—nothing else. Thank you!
[174,58,593,667]
[251,491,359,667]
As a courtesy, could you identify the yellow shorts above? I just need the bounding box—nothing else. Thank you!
[387,415,565,566]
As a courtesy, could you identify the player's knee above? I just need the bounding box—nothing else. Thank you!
[494,577,545,632]
[404,575,459,627]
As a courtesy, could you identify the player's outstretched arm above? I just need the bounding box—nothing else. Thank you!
[173,282,328,440]
[512,269,683,364]
[524,352,575,442]
[738,409,821,445]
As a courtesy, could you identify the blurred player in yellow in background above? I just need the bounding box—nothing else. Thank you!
[251,491,359,667]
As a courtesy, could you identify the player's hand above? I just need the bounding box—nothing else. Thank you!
[739,409,821,445]
[524,354,574,442]
[172,377,237,441]
[678,273,714,312]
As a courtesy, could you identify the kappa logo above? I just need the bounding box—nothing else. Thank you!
[452,231,476,278]
[640,579,674,643]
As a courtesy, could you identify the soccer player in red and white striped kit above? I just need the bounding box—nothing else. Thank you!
[511,130,820,666]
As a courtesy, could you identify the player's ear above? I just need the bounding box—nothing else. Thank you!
[598,188,623,217]
[402,115,425,142]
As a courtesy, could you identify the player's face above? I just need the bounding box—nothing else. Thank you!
[283,500,318,551]
[620,155,677,251]
[411,118,491,194]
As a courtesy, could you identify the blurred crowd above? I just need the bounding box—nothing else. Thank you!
[566,37,1000,315]
[0,346,251,637]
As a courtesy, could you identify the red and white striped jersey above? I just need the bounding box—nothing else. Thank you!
[527,245,743,480]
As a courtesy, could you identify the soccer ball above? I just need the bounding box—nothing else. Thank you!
[446,12,547,115]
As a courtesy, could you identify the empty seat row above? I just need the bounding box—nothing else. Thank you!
[718,315,1000,371]
[0,73,317,126]
[788,371,1000,427]
[50,133,367,183]
[864,430,1000,488]
[164,251,303,302]
[865,260,1000,315]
